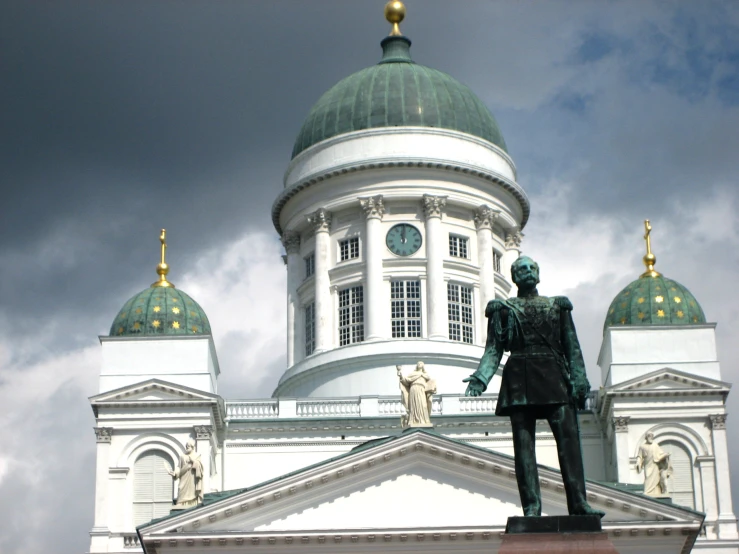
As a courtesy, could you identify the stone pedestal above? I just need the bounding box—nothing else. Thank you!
[500,516,618,553]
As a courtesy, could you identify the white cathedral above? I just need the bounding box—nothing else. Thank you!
[88,4,739,553]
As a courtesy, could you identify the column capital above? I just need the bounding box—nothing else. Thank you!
[94,427,113,443]
[194,425,215,440]
[359,195,385,220]
[306,208,332,234]
[710,414,727,430]
[474,205,500,230]
[612,416,630,433]
[422,195,447,219]
[280,231,301,254]
[505,228,524,249]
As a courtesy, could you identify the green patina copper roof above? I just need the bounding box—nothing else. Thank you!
[110,286,211,337]
[291,36,507,159]
[604,275,706,332]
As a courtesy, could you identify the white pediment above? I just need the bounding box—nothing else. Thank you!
[609,368,730,393]
[139,430,703,541]
[90,378,220,404]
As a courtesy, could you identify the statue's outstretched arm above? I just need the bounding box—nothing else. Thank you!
[465,301,505,395]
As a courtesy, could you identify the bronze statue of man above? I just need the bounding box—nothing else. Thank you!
[464,256,604,518]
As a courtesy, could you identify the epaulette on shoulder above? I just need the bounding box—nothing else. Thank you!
[485,299,507,318]
[554,296,573,310]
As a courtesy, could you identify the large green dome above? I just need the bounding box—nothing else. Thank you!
[604,275,706,332]
[291,36,507,159]
[110,286,211,337]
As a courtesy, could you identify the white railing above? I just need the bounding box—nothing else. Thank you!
[459,396,496,413]
[123,534,140,548]
[378,398,404,416]
[226,401,278,419]
[296,399,360,417]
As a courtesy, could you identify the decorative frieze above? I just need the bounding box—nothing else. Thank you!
[358,195,385,220]
[94,427,113,443]
[505,228,524,249]
[306,208,332,234]
[194,425,214,440]
[280,231,300,254]
[422,194,447,219]
[474,205,500,230]
[709,414,727,430]
[612,416,630,433]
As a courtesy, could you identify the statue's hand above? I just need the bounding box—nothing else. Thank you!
[463,376,485,397]
[572,379,590,409]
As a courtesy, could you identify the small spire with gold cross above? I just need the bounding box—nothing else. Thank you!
[151,228,175,288]
[640,219,661,278]
[384,1,406,36]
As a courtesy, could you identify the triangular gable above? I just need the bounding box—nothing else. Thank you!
[607,368,730,393]
[139,429,702,542]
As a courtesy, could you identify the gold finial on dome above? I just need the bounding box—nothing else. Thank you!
[384,1,406,36]
[640,219,661,278]
[151,228,176,288]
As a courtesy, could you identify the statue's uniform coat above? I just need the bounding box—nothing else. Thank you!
[471,296,589,416]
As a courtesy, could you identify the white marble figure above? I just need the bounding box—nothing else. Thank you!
[397,361,437,428]
[636,433,672,497]
[168,439,204,508]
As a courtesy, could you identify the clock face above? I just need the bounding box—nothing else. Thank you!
[386,223,423,256]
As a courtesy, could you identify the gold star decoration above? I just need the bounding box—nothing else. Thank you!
[637,297,645,304]
[657,309,665,318]
[623,291,630,296]
[191,325,198,332]
[620,302,627,309]
[638,312,645,320]
[674,297,682,303]
[670,287,677,292]
[133,321,141,330]
[171,298,178,302]
[117,327,124,335]
[676,310,684,318]
[172,321,180,329]
[135,307,143,314]
[152,320,161,328]
[172,307,180,314]
[655,296,664,303]
[609,308,615,314]
[120,312,127,318]
[153,306,161,313]
[693,316,699,322]
[190,311,196,317]
[620,317,627,324]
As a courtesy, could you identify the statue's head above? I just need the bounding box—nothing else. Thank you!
[185,439,196,452]
[511,256,540,288]
[416,361,425,372]
[645,433,655,444]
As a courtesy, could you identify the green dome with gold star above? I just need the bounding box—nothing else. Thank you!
[604,221,706,332]
[110,286,211,337]
[109,229,212,337]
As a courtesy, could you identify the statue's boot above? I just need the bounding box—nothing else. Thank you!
[510,410,542,517]
[548,404,606,518]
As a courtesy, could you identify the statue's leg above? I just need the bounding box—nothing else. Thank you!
[510,409,541,516]
[547,404,605,517]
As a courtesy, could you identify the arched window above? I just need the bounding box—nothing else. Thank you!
[133,451,174,526]
[661,441,695,509]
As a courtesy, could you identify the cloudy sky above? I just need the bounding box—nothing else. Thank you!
[1,1,738,552]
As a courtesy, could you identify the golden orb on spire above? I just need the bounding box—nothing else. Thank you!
[640,219,661,278]
[152,228,176,288]
[384,1,406,36]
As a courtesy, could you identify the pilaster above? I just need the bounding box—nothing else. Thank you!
[611,416,631,483]
[194,425,215,493]
[359,195,386,341]
[307,208,332,352]
[475,205,499,345]
[696,455,719,539]
[90,427,113,552]
[281,231,301,366]
[709,413,739,538]
[423,194,447,340]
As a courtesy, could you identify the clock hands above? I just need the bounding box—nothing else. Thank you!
[401,225,407,244]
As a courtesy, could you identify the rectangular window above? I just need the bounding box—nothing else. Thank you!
[338,286,364,346]
[449,235,469,258]
[304,302,315,356]
[304,252,315,279]
[339,237,360,261]
[493,250,501,273]
[448,283,474,344]
[391,280,422,338]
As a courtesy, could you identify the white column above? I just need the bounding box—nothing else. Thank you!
[307,208,332,352]
[710,414,739,538]
[423,195,447,340]
[359,195,386,341]
[475,205,499,345]
[194,426,214,493]
[611,416,631,483]
[697,456,719,539]
[501,227,523,286]
[89,427,113,552]
[281,231,301,366]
